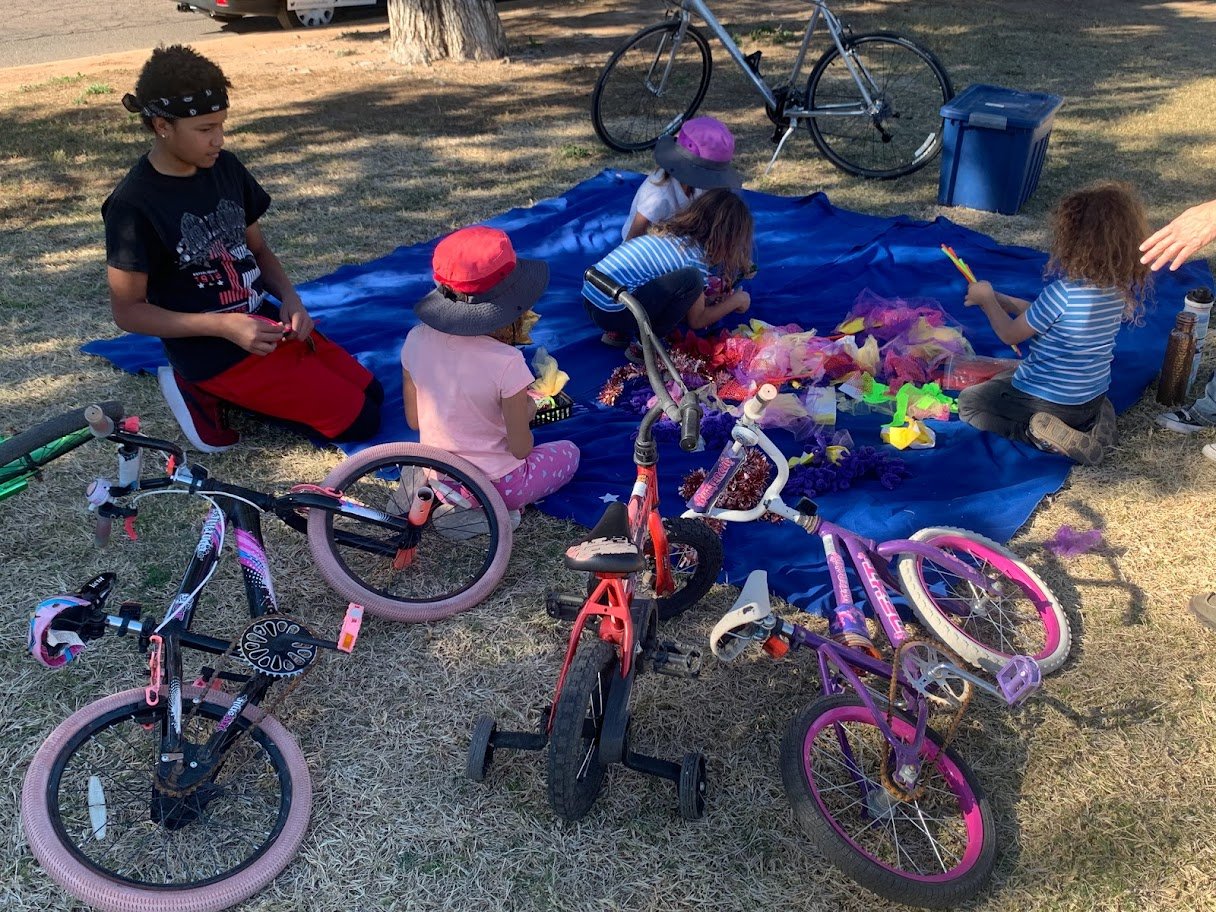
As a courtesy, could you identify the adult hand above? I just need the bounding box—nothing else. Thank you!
[222,313,286,356]
[278,296,315,341]
[1140,199,1216,271]
[964,280,997,308]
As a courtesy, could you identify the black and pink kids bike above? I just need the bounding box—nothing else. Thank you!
[466,268,723,822]
[687,384,1072,909]
[1,401,513,912]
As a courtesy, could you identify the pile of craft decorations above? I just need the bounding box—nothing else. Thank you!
[597,290,983,526]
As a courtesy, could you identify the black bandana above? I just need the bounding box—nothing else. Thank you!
[122,88,228,121]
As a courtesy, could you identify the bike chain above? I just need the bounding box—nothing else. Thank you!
[880,637,973,802]
[156,615,317,798]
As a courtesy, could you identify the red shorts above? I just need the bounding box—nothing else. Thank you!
[197,332,373,438]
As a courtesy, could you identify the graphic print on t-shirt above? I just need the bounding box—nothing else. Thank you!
[175,199,265,313]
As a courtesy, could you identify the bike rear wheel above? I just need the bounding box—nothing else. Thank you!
[547,640,617,821]
[780,694,995,908]
[21,687,310,912]
[895,526,1072,674]
[591,21,713,152]
[805,33,953,179]
[307,443,512,622]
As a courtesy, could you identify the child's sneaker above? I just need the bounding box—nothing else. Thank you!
[1202,443,1216,464]
[624,341,645,365]
[157,366,238,454]
[601,331,630,348]
[1027,412,1107,466]
[1156,405,1216,434]
[1189,591,1216,630]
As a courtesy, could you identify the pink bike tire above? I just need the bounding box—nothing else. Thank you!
[21,687,311,912]
[307,443,512,623]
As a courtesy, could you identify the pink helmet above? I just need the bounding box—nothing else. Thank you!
[28,596,91,669]
[654,117,743,190]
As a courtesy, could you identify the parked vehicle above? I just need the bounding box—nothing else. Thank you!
[175,0,382,30]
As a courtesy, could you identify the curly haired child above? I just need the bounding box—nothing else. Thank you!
[586,188,754,356]
[958,181,1151,464]
[402,227,579,522]
[103,45,381,453]
[621,117,743,243]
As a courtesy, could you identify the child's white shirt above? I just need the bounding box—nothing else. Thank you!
[621,171,701,241]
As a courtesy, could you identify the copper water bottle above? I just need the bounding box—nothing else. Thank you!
[1157,311,1198,406]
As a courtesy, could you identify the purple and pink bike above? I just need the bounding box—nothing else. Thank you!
[686,383,1071,909]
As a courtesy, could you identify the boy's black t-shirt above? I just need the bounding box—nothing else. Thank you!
[102,149,278,381]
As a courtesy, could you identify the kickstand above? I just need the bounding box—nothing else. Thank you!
[765,119,801,175]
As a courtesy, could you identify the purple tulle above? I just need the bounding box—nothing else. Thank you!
[785,439,911,499]
[1045,524,1104,558]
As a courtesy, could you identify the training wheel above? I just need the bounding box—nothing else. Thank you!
[465,714,497,782]
[677,751,708,821]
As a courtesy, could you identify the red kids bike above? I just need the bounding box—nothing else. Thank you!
[466,268,723,821]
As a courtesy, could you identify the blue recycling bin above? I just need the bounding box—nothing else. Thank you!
[937,84,1064,215]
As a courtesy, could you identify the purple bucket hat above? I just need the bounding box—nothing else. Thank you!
[654,117,743,190]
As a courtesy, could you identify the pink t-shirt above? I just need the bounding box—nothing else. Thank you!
[401,323,535,480]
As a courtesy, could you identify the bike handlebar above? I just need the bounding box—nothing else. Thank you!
[584,266,703,435]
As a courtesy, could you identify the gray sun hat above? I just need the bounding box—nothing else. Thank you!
[654,116,743,190]
[414,226,549,336]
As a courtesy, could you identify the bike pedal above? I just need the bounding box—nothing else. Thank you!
[996,655,1042,705]
[545,590,583,621]
[645,640,703,678]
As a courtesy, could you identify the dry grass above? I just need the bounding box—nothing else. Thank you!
[3,1,1216,909]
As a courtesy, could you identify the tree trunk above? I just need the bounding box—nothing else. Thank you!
[388,0,508,65]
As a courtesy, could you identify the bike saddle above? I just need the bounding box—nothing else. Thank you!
[564,502,644,574]
[709,570,774,661]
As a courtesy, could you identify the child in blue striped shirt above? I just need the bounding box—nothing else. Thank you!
[585,188,754,354]
[957,182,1150,465]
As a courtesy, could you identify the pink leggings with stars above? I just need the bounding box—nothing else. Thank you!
[492,441,580,511]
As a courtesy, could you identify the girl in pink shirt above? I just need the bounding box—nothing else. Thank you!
[401,226,579,518]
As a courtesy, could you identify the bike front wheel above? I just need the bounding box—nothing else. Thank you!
[780,694,995,908]
[21,687,311,912]
[307,443,512,623]
[895,526,1072,674]
[591,22,713,152]
[804,33,953,179]
[547,640,617,821]
[645,516,723,621]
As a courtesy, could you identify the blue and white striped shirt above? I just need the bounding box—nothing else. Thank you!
[1013,279,1127,405]
[583,234,709,312]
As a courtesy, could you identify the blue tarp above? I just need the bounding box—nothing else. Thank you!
[84,170,1211,613]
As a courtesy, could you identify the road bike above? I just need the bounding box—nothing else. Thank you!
[591,0,953,178]
[466,268,723,821]
[690,384,1071,907]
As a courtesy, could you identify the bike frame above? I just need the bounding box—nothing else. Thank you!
[687,412,1019,780]
[665,0,880,119]
[81,430,388,785]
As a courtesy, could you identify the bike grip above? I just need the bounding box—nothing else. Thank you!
[679,402,702,452]
[84,404,116,438]
[584,267,626,302]
[742,383,779,421]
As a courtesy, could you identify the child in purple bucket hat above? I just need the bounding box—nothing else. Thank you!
[621,116,742,243]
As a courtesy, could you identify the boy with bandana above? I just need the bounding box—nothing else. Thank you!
[103,45,382,452]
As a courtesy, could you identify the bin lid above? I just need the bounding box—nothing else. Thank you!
[940,83,1064,130]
